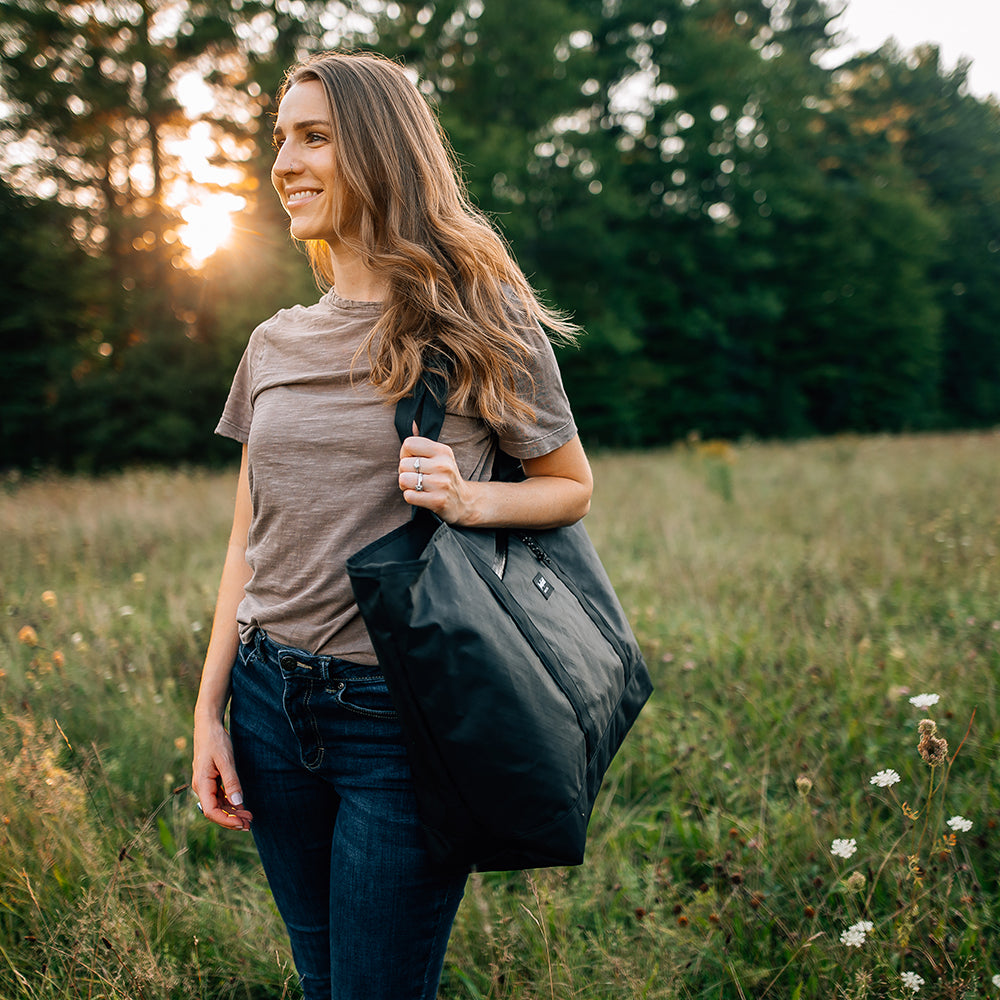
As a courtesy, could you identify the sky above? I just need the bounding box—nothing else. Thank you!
[824,0,1000,100]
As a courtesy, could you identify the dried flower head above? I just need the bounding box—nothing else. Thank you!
[918,731,949,767]
[916,719,948,766]
[845,871,867,894]
[796,775,813,796]
[40,590,57,607]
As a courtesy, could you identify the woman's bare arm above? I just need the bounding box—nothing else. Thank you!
[191,446,254,830]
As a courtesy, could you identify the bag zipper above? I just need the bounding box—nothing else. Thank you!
[515,531,634,668]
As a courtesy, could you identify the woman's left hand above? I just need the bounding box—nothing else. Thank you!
[400,433,592,530]
[398,436,472,524]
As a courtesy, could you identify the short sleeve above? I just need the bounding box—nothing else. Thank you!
[215,328,261,444]
[497,322,578,460]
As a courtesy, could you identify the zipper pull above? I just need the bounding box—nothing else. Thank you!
[519,533,550,565]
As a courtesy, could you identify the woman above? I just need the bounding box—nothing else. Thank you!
[192,50,593,1000]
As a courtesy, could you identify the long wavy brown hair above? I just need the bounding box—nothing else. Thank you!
[277,50,577,428]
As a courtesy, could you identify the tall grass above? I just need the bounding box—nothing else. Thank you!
[2,434,998,998]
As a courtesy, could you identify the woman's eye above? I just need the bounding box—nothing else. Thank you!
[306,132,326,143]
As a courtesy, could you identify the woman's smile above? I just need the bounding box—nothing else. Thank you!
[285,188,322,206]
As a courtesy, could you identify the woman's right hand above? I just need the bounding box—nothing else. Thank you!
[192,715,253,831]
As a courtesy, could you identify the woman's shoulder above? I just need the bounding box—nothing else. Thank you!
[252,288,377,341]
[256,292,330,333]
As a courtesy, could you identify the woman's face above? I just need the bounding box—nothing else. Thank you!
[271,79,343,244]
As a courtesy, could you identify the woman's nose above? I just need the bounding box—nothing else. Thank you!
[272,145,300,176]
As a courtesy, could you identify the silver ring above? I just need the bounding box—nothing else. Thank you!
[413,457,421,473]
[196,802,203,813]
[415,472,424,492]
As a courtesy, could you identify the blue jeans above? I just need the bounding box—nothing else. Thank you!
[229,630,467,1000]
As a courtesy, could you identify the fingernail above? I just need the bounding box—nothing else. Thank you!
[230,791,243,806]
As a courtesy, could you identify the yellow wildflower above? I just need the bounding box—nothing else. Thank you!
[17,625,39,647]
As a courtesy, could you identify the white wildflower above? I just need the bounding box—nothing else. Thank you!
[831,838,857,859]
[840,926,866,947]
[909,693,940,709]
[901,971,925,992]
[992,973,1000,987]
[869,769,901,787]
[839,920,874,948]
[946,815,972,833]
[118,605,135,617]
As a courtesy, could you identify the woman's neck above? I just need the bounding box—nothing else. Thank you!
[327,246,389,303]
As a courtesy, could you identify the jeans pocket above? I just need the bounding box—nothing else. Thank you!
[236,639,261,671]
[330,675,398,720]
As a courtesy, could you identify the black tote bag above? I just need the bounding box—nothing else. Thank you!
[346,370,652,872]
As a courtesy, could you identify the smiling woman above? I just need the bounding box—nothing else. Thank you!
[191,49,593,1000]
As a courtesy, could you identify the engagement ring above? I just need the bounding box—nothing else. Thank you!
[416,472,424,491]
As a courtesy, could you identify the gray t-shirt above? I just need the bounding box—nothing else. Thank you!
[216,287,578,663]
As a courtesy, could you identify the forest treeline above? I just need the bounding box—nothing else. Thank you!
[1,0,999,471]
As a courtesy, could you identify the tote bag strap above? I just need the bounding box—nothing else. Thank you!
[393,355,525,485]
[394,362,449,444]
[393,358,547,576]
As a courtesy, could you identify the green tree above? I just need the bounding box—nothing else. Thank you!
[3,0,999,467]
[0,0,349,468]
[465,0,948,441]
[0,181,97,467]
[839,44,1000,427]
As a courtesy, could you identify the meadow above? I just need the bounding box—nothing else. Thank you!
[1,432,998,999]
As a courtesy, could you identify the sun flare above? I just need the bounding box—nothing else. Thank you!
[168,111,248,266]
[177,195,244,265]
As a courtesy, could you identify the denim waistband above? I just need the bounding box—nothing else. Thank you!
[248,628,370,682]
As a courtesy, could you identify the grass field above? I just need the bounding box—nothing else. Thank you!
[2,432,999,999]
